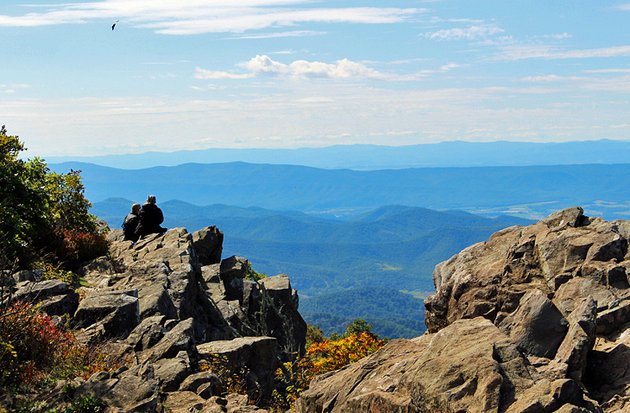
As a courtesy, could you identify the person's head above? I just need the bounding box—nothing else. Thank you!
[131,203,141,214]
[146,195,156,204]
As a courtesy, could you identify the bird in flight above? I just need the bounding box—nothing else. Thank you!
[112,19,119,31]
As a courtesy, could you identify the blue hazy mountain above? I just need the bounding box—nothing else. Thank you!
[47,140,630,170]
[93,198,530,337]
[54,161,630,220]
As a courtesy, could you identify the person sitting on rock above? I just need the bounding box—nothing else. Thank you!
[122,203,141,241]
[135,195,167,238]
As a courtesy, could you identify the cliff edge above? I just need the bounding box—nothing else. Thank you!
[297,207,630,413]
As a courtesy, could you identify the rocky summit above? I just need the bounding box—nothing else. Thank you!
[9,225,306,412]
[297,207,630,413]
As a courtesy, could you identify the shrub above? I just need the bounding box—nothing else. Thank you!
[273,323,386,409]
[0,301,116,389]
[0,126,106,270]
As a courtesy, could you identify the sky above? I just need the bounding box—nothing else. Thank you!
[1,0,629,157]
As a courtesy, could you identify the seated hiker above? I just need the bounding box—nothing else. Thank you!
[135,195,167,237]
[122,203,141,241]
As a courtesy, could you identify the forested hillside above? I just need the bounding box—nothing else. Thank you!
[93,199,529,337]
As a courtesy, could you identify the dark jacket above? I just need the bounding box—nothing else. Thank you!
[122,213,140,241]
[135,203,165,236]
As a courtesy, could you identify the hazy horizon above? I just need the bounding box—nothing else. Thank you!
[2,1,629,157]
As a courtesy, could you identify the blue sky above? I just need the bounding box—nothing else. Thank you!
[1,0,629,156]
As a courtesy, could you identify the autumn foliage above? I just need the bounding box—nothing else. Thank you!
[0,301,115,388]
[273,324,386,408]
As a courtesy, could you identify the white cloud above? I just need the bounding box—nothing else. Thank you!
[196,55,463,82]
[616,3,630,10]
[424,24,504,41]
[0,2,421,35]
[196,55,386,80]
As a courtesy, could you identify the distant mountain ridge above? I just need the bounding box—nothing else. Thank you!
[47,140,630,170]
[54,161,630,220]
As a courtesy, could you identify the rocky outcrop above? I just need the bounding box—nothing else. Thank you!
[7,225,306,412]
[299,208,629,412]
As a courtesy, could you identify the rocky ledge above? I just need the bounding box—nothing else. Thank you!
[9,226,306,412]
[297,207,630,413]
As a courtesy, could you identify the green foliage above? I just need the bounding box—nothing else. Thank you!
[345,319,372,336]
[58,395,106,413]
[245,261,267,281]
[0,126,106,270]
[300,287,426,338]
[40,262,81,289]
[305,324,324,347]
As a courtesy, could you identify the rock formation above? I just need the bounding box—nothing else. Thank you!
[8,225,306,412]
[298,207,630,412]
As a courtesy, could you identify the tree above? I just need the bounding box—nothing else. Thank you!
[345,318,373,336]
[0,126,105,269]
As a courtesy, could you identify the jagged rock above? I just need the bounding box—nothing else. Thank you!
[497,289,569,358]
[585,326,630,410]
[259,274,299,310]
[141,318,197,363]
[12,269,42,283]
[77,363,160,412]
[74,290,139,338]
[66,226,311,411]
[300,209,629,413]
[197,337,278,402]
[179,371,221,394]
[555,298,597,381]
[255,275,307,356]
[126,315,167,352]
[154,351,191,392]
[298,317,595,412]
[425,208,630,336]
[14,279,72,301]
[192,226,224,266]
[38,291,80,316]
[163,391,225,413]
[220,256,248,302]
[596,300,630,336]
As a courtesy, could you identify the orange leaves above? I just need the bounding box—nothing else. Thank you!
[272,330,386,409]
[304,331,385,377]
[0,301,116,387]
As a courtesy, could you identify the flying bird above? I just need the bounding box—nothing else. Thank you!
[112,19,119,31]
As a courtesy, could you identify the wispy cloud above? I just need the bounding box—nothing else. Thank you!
[0,2,422,35]
[495,44,630,61]
[615,3,630,10]
[195,68,255,80]
[229,30,326,40]
[424,24,504,41]
[0,83,30,94]
[584,68,630,73]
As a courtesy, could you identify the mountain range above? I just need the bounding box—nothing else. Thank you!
[54,161,630,220]
[47,140,630,170]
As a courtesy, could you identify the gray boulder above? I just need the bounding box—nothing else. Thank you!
[192,226,224,266]
[197,336,278,402]
[74,290,139,339]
